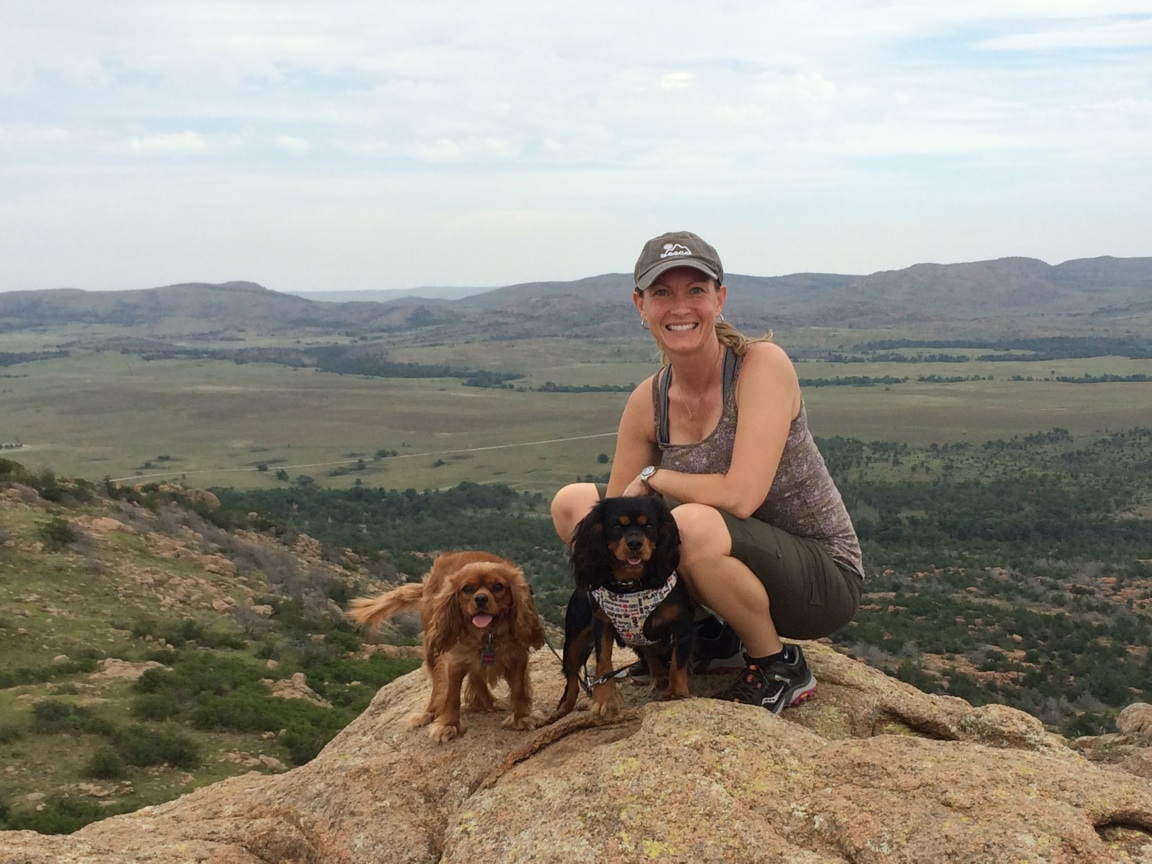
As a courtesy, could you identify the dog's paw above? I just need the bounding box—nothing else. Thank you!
[465,695,500,713]
[406,710,434,729]
[590,693,621,719]
[428,721,463,743]
[503,710,544,731]
[545,704,574,725]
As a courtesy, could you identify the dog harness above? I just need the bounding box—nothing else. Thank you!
[590,572,678,647]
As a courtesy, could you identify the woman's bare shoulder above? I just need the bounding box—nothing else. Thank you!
[620,373,659,418]
[742,339,795,373]
[738,340,801,411]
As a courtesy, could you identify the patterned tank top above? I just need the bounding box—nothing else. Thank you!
[652,347,864,579]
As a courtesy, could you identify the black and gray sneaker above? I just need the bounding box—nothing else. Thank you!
[628,615,744,684]
[625,655,651,684]
[719,646,816,714]
[691,616,744,675]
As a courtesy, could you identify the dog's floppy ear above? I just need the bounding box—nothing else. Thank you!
[423,569,467,662]
[504,564,545,649]
[570,500,610,590]
[652,498,681,575]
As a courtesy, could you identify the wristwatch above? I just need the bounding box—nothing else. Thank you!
[639,465,658,489]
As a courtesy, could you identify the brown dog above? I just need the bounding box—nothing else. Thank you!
[348,551,545,743]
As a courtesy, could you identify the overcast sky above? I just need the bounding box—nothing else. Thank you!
[2,1,1149,294]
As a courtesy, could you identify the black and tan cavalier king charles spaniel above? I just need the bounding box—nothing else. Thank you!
[552,495,696,720]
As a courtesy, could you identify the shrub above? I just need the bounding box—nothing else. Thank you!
[29,700,75,733]
[35,516,78,550]
[84,746,127,780]
[0,656,99,689]
[130,693,180,722]
[3,791,127,835]
[0,458,25,481]
[113,725,200,769]
[324,629,360,653]
[29,701,115,737]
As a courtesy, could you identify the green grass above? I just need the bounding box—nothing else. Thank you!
[2,333,1152,493]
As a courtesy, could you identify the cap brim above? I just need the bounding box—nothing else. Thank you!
[635,259,719,292]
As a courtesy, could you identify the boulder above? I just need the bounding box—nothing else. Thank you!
[2,643,1150,863]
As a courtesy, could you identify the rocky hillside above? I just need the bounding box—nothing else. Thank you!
[1,645,1151,863]
[0,465,421,832]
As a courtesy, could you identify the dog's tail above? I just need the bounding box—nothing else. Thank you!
[347,583,425,632]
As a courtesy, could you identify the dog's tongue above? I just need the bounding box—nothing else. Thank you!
[627,557,643,566]
[472,613,494,628]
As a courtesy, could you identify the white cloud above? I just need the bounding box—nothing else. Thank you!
[660,72,695,91]
[128,131,209,154]
[274,135,311,154]
[0,124,73,148]
[126,131,247,154]
[978,16,1152,51]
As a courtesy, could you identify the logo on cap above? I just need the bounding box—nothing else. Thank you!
[659,243,693,259]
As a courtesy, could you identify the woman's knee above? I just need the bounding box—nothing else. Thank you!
[550,482,600,543]
[670,502,731,561]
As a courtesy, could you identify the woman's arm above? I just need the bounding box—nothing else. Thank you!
[638,342,801,517]
[606,376,661,497]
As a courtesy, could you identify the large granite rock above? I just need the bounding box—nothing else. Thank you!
[3,643,1151,863]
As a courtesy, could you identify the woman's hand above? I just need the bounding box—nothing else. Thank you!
[622,468,656,498]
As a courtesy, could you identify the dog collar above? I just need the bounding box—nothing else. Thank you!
[590,572,677,647]
[481,633,496,666]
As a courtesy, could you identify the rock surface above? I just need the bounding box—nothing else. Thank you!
[2,643,1151,864]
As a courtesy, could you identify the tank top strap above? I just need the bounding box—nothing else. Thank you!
[652,346,738,447]
[653,365,672,446]
[721,344,738,401]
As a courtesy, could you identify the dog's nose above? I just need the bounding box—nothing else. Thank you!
[474,594,489,608]
[626,536,644,552]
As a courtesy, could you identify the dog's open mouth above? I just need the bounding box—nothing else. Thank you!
[472,613,494,628]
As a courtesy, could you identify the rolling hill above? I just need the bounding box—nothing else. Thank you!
[2,256,1150,341]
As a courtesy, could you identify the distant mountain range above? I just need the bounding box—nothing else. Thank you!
[3,256,1150,340]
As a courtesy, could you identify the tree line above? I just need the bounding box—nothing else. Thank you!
[211,426,1152,739]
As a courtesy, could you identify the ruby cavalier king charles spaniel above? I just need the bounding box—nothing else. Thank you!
[349,551,545,743]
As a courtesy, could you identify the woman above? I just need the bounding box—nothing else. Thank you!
[550,230,864,713]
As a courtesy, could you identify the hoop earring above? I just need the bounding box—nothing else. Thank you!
[641,318,650,329]
[715,314,725,324]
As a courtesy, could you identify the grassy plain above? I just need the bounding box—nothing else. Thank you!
[2,329,1152,493]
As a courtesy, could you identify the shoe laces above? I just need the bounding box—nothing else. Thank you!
[725,663,777,701]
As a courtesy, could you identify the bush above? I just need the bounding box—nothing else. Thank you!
[131,616,245,650]
[35,516,78,550]
[130,693,180,722]
[113,725,200,769]
[0,656,99,689]
[324,629,360,653]
[30,701,115,737]
[2,791,128,835]
[84,746,128,780]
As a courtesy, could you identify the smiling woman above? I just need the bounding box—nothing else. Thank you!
[550,230,865,715]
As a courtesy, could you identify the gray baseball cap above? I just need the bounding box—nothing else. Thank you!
[633,230,724,292]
